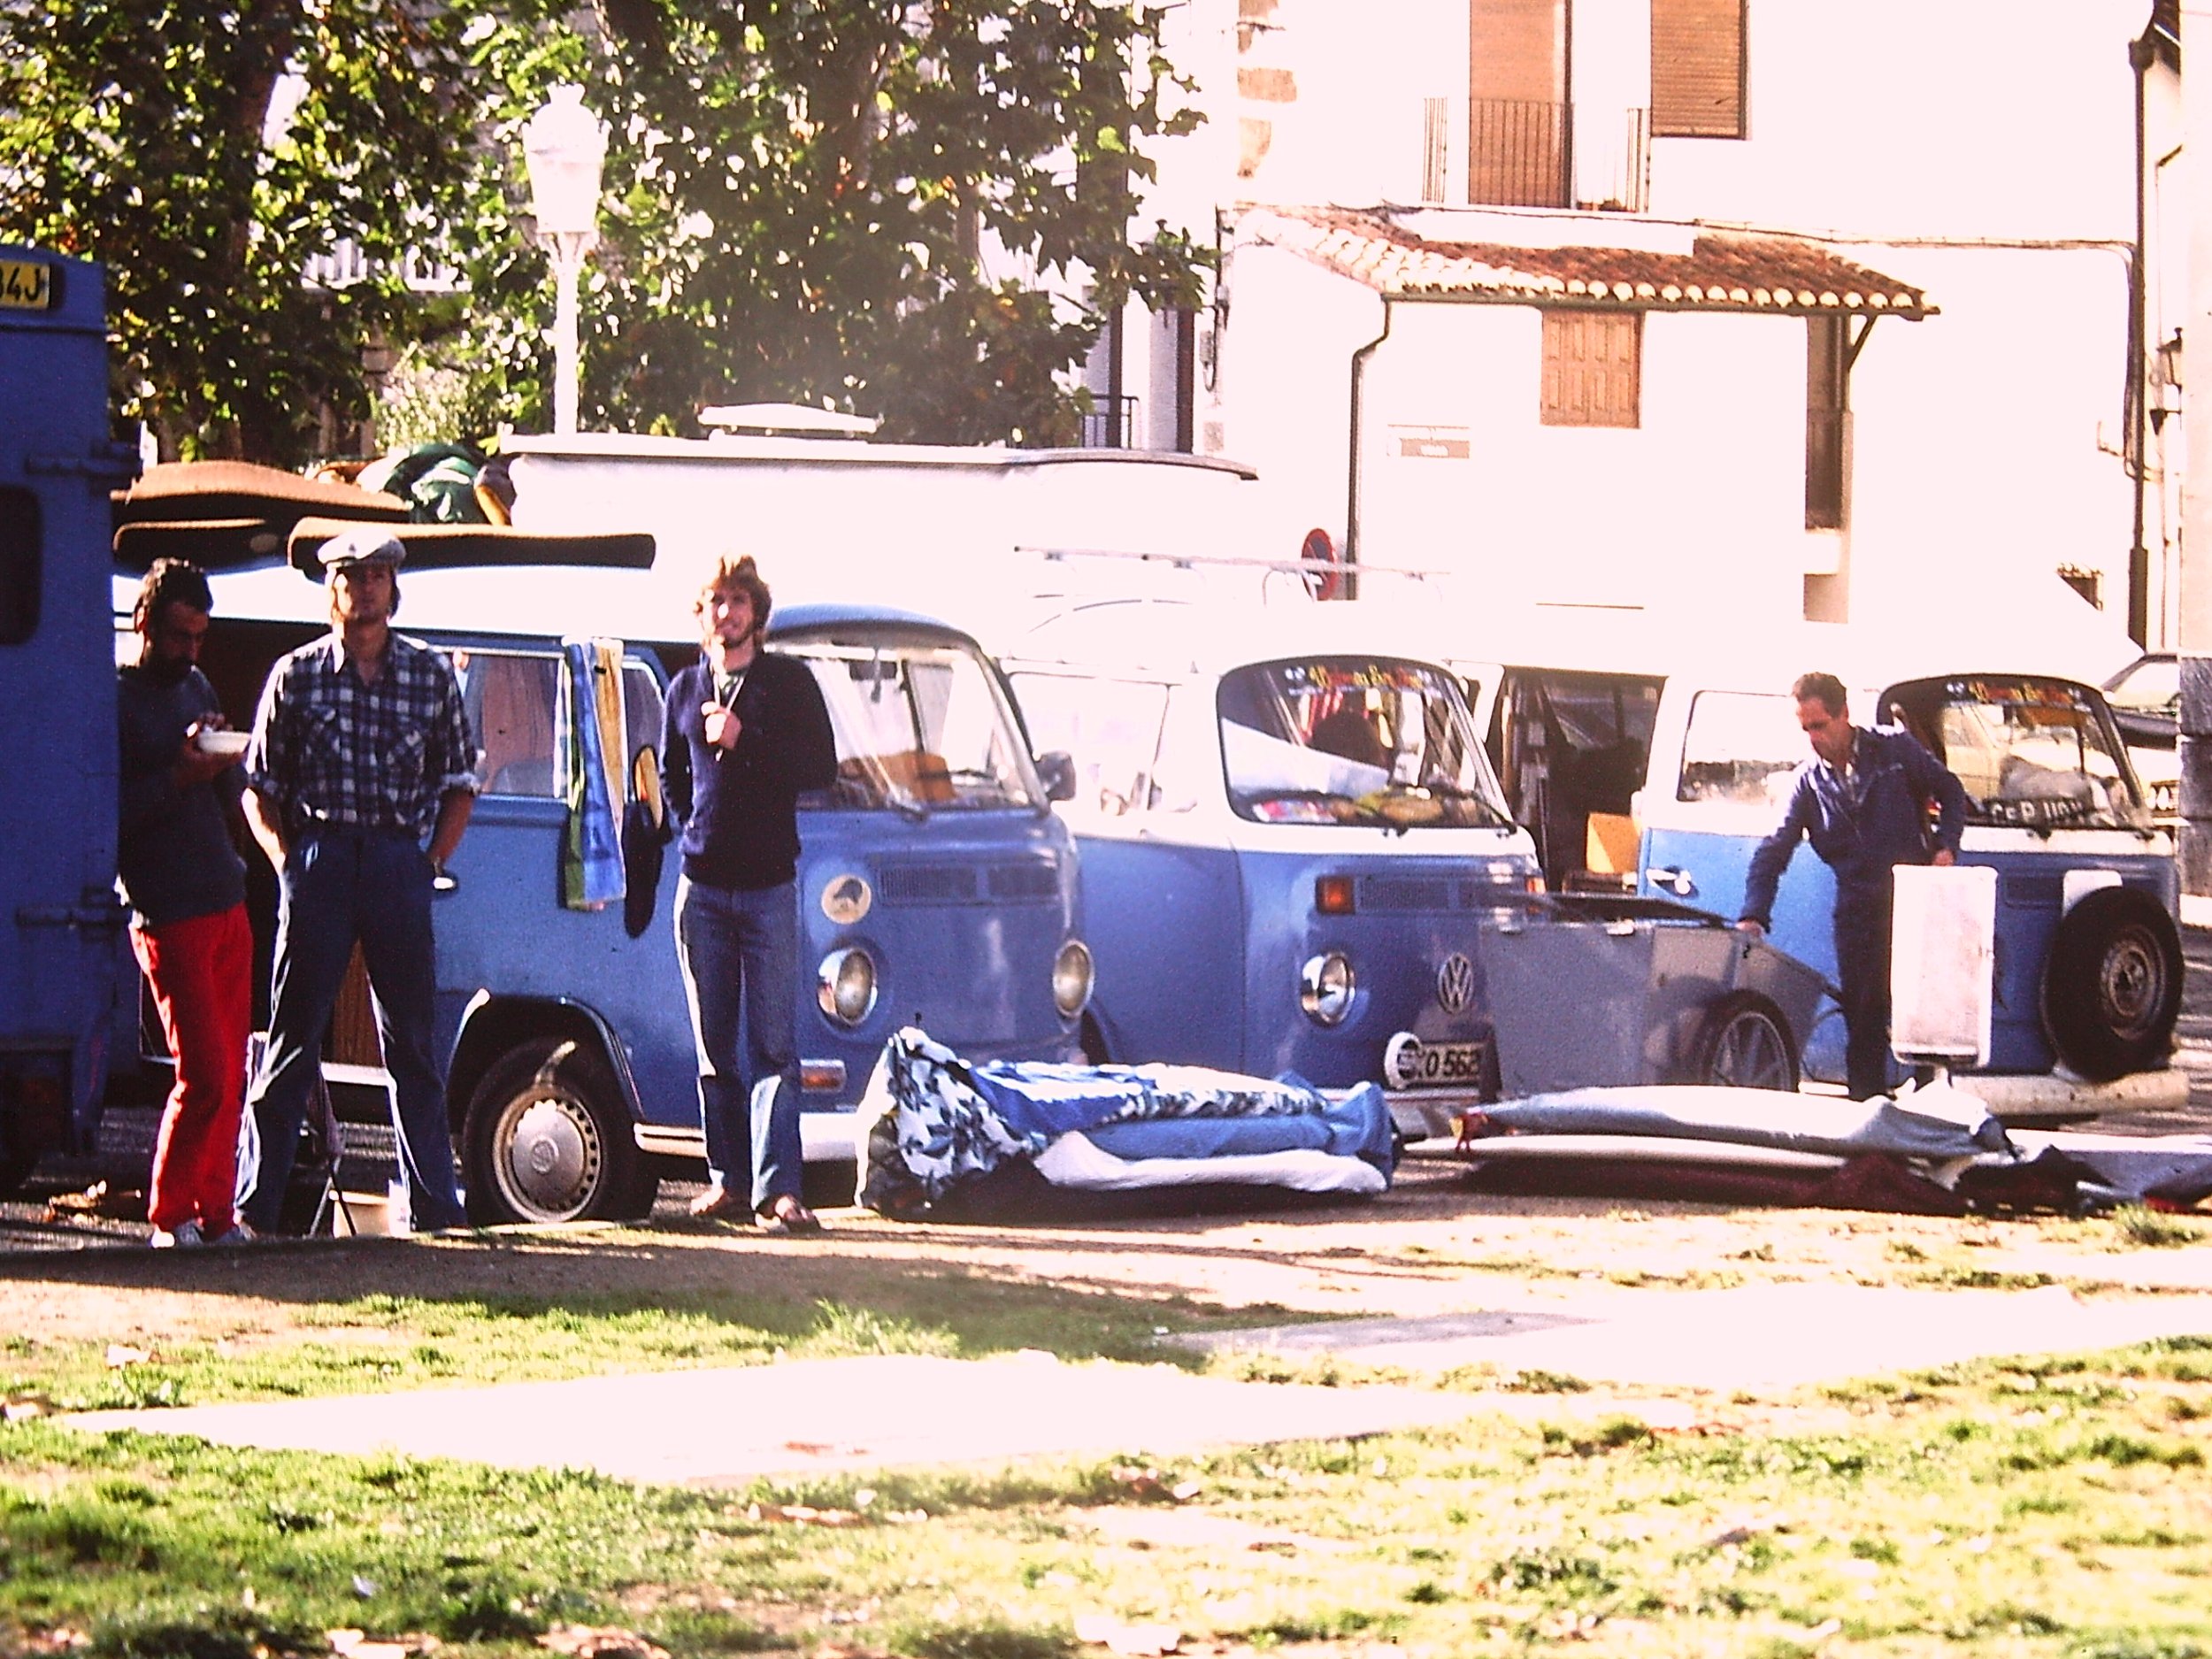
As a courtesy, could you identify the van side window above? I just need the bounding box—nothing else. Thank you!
[1677,690,1801,806]
[1008,670,1167,817]
[0,487,39,645]
[457,649,560,797]
[1147,686,1205,814]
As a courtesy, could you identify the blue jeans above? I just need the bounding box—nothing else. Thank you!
[245,828,466,1233]
[674,876,803,1209]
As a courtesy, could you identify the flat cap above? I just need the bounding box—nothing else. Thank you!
[317,526,406,571]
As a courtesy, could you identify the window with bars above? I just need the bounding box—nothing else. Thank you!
[1540,310,1642,427]
[1650,0,1747,138]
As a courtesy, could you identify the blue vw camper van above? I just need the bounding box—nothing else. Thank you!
[1001,598,1542,1143]
[0,246,134,1194]
[1452,607,2185,1115]
[113,514,1088,1224]
[1640,662,2180,1098]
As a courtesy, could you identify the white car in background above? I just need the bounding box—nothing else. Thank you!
[2104,652,2178,825]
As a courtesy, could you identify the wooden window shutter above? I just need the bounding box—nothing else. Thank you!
[1541,310,1642,428]
[1468,0,1569,206]
[1650,0,1746,138]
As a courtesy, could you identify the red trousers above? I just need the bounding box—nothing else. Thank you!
[132,902,253,1233]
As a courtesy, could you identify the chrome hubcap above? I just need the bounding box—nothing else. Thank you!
[495,1091,602,1220]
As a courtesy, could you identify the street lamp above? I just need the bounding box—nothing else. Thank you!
[522,85,607,436]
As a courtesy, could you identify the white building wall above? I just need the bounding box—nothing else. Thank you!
[1353,301,1808,626]
[1647,0,2143,240]
[1146,0,2157,651]
[1202,243,1382,560]
[1841,242,2139,635]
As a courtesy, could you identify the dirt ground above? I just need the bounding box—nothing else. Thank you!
[5,1157,2208,1362]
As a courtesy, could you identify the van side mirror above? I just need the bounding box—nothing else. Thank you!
[1035,750,1077,803]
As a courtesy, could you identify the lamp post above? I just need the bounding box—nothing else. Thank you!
[522,85,607,436]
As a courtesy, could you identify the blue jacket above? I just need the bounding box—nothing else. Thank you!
[1741,725,1968,926]
[662,649,838,891]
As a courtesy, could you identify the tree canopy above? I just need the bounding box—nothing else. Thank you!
[0,0,1210,465]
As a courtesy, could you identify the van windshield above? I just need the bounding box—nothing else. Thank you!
[1677,691,1808,807]
[788,634,1037,814]
[1880,675,2148,831]
[1217,657,1512,827]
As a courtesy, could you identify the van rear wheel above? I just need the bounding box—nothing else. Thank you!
[1685,992,1800,1092]
[463,1041,657,1225]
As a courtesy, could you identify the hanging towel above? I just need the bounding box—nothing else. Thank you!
[557,637,626,910]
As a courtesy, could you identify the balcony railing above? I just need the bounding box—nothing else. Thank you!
[1467,97,1569,208]
[1079,393,1138,449]
[1462,100,1650,214]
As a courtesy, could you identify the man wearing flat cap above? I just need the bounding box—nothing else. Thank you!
[239,527,478,1233]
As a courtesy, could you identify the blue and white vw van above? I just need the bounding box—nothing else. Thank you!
[1450,608,2185,1116]
[1000,598,1541,1142]
[112,511,1089,1223]
[1640,662,2181,1104]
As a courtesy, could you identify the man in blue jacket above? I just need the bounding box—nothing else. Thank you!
[1738,672,1968,1101]
[663,555,839,1231]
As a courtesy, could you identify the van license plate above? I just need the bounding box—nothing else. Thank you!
[0,258,54,311]
[1383,1034,1487,1091]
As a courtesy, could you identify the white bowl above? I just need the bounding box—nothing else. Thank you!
[196,729,250,759]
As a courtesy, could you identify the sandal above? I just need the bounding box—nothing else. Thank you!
[757,1197,824,1235]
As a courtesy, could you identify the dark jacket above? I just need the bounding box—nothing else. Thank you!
[116,663,247,927]
[1741,724,1968,927]
[662,649,839,890]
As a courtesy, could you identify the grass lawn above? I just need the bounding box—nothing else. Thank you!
[1,1251,2208,1659]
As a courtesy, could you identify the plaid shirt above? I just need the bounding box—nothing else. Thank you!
[245,632,477,838]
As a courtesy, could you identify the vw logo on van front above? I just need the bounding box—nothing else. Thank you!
[1435,952,1476,1016]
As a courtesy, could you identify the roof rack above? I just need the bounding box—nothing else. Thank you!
[697,403,883,437]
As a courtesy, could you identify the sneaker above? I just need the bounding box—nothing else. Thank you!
[204,1219,259,1247]
[687,1185,751,1222]
[149,1220,204,1249]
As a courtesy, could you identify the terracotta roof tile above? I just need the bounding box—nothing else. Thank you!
[1245,206,1933,318]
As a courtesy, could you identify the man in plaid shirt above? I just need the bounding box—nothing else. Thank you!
[240,527,478,1233]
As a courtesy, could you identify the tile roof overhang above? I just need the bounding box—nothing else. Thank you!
[1244,206,1934,319]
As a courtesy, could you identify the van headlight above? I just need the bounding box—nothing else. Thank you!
[818,947,879,1026]
[1053,939,1094,1018]
[1299,951,1356,1025]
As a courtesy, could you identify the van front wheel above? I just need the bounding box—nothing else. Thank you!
[1685,992,1800,1092]
[463,1041,657,1225]
[2041,887,2183,1081]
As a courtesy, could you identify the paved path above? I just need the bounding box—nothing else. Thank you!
[67,1353,1479,1485]
[65,1275,2212,1479]
[1177,1280,2212,1391]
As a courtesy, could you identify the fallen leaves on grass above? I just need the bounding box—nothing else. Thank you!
[44,1181,143,1222]
[326,1632,441,1658]
[1707,1513,1793,1548]
[1074,1612,1183,1655]
[539,1624,672,1659]
[1110,1466,1202,1502]
[747,1502,868,1527]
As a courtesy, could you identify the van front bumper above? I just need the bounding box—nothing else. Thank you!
[1385,1087,1489,1148]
